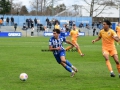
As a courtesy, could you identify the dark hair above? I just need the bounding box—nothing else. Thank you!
[53,29,60,34]
[73,24,76,26]
[103,20,111,26]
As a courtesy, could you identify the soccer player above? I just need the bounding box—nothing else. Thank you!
[60,24,66,36]
[92,20,120,78]
[49,29,78,77]
[116,22,120,45]
[66,24,84,56]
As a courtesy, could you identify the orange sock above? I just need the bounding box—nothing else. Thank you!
[66,46,72,51]
[78,48,82,55]
[106,60,113,72]
[116,64,120,73]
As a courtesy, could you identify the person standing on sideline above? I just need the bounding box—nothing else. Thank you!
[116,22,120,45]
[49,29,78,77]
[11,17,14,26]
[66,24,84,57]
[60,24,66,38]
[54,22,60,30]
[92,20,120,78]
[0,18,3,28]
[46,18,49,28]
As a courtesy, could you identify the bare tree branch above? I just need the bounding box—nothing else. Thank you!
[94,5,107,17]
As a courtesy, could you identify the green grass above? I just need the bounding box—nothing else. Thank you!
[0,36,120,90]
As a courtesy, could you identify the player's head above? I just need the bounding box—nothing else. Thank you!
[53,29,60,38]
[73,24,76,30]
[103,20,111,30]
[56,22,59,25]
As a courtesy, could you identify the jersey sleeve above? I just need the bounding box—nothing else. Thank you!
[69,31,72,36]
[98,31,102,38]
[77,30,79,35]
[49,38,52,46]
[63,37,66,42]
[112,30,117,37]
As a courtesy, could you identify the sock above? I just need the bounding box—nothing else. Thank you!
[77,48,82,55]
[116,64,120,73]
[66,60,72,67]
[65,65,72,72]
[106,60,113,72]
[66,46,72,51]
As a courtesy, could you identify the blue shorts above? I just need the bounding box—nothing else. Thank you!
[54,50,66,64]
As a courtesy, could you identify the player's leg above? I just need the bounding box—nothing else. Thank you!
[54,54,69,70]
[65,40,74,51]
[60,51,77,77]
[60,56,75,77]
[65,45,74,51]
[111,49,120,78]
[75,42,84,57]
[103,50,115,77]
[112,54,120,78]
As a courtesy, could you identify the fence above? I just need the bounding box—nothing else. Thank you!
[0,15,92,27]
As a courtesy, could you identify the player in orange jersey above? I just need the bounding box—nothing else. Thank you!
[116,22,120,45]
[92,20,120,78]
[66,24,84,57]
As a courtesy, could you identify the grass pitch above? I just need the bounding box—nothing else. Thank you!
[0,36,120,90]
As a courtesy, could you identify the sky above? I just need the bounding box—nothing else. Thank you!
[13,0,85,11]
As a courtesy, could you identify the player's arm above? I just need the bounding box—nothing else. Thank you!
[92,36,101,44]
[77,31,79,37]
[66,31,72,41]
[49,46,61,51]
[49,39,61,51]
[66,40,76,48]
[112,35,120,42]
[112,31,120,42]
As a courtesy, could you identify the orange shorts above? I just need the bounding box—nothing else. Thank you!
[102,48,117,56]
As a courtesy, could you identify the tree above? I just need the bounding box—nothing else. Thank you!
[9,0,14,14]
[29,0,60,15]
[82,0,108,17]
[29,0,44,15]
[29,10,37,15]
[54,4,66,15]
[20,6,29,15]
[99,0,116,6]
[0,0,11,15]
[12,2,22,15]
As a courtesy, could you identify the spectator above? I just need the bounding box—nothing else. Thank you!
[11,17,14,26]
[46,18,49,28]
[93,28,96,36]
[6,17,9,26]
[60,24,66,38]
[54,22,60,30]
[86,23,90,29]
[31,20,34,36]
[34,18,37,26]
[48,21,52,29]
[0,18,3,28]
[22,23,28,30]
[79,23,83,28]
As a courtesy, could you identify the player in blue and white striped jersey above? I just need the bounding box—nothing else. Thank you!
[49,29,78,77]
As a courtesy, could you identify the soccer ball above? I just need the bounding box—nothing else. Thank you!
[19,73,28,81]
